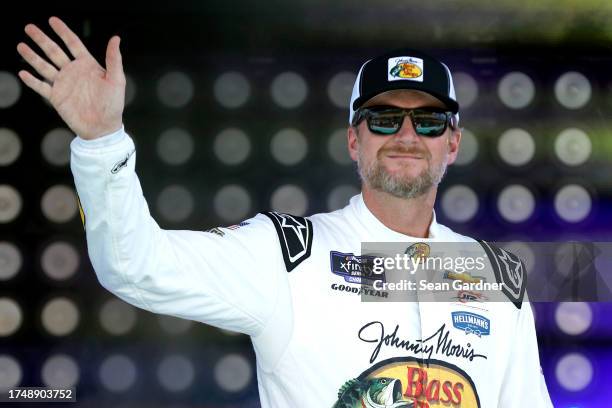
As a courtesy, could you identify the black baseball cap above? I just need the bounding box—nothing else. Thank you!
[349,48,459,124]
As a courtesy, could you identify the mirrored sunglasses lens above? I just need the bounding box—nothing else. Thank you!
[413,111,447,136]
[368,112,403,135]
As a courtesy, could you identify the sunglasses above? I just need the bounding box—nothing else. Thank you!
[352,105,457,137]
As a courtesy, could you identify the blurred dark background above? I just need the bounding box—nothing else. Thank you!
[1,1,611,407]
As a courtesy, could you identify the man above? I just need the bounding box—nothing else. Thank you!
[17,17,553,407]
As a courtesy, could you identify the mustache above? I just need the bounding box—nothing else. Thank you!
[377,144,430,158]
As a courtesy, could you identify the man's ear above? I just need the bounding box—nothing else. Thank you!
[446,128,462,166]
[347,126,360,162]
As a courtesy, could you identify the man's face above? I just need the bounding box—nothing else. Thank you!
[348,90,461,199]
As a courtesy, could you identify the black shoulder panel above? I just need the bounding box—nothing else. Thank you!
[478,240,526,309]
[262,211,314,272]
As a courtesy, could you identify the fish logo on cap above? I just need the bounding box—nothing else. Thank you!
[388,56,424,82]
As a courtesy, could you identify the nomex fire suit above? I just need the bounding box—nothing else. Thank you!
[70,126,554,408]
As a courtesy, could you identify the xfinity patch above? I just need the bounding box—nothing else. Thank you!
[451,311,490,337]
[330,251,383,284]
[388,56,424,82]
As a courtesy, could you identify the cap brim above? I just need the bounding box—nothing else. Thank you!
[353,87,459,114]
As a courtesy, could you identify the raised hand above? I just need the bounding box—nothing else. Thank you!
[17,17,125,140]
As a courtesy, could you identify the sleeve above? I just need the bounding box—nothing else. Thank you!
[70,126,285,336]
[498,297,554,407]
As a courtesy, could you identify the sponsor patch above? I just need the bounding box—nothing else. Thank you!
[358,322,487,365]
[334,357,481,408]
[388,56,424,82]
[111,149,135,174]
[205,227,225,237]
[226,221,249,230]
[405,242,430,259]
[263,211,313,272]
[443,271,486,285]
[451,311,490,337]
[330,283,388,298]
[453,290,488,304]
[330,251,383,284]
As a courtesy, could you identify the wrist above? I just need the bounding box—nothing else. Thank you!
[77,124,125,143]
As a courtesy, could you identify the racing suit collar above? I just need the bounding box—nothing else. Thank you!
[350,194,442,241]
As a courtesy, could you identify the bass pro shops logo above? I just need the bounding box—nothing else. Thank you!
[388,56,424,82]
[330,251,383,284]
[333,357,480,408]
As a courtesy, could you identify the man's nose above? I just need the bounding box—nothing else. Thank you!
[392,115,420,142]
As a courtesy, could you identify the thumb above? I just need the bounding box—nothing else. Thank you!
[105,35,124,82]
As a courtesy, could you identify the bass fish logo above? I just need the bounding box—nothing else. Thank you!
[388,56,424,82]
[333,357,480,408]
[333,377,409,408]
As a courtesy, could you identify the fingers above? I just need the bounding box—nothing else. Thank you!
[48,16,91,59]
[105,36,124,83]
[17,70,52,100]
[16,42,59,83]
[24,23,71,68]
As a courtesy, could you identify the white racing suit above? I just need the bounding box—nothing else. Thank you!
[70,126,554,408]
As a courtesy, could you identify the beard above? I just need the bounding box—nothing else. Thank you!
[358,142,448,199]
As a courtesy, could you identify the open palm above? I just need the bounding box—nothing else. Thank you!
[17,17,125,140]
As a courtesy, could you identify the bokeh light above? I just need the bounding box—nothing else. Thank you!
[157,71,194,108]
[497,72,535,109]
[0,242,22,281]
[270,128,308,166]
[441,185,479,222]
[214,128,251,165]
[0,128,22,166]
[0,71,21,108]
[555,302,593,336]
[555,353,593,392]
[41,241,80,281]
[0,185,22,223]
[270,184,308,215]
[555,72,591,109]
[214,185,251,222]
[270,72,308,108]
[497,184,535,223]
[214,354,252,393]
[41,297,80,336]
[214,72,251,109]
[157,128,194,166]
[41,354,80,388]
[554,184,592,223]
[157,354,195,392]
[0,298,22,337]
